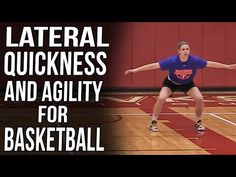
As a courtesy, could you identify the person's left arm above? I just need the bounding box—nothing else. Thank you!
[206,61,230,69]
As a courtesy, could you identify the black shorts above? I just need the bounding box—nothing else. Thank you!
[162,77,195,93]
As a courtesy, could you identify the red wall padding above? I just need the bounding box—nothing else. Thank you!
[1,22,236,90]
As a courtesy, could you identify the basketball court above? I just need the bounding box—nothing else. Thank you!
[1,22,236,155]
[1,91,236,155]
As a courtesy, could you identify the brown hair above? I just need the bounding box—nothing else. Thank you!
[178,41,189,49]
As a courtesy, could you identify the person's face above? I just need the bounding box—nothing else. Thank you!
[178,44,190,57]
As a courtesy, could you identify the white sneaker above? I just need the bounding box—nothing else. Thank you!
[195,120,205,131]
[150,120,158,132]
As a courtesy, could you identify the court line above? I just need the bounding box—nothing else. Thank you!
[209,113,236,126]
[1,112,236,117]
[59,112,236,116]
[100,148,214,152]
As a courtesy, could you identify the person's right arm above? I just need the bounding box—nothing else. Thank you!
[124,63,160,75]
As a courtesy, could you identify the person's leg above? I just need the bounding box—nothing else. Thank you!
[150,87,172,132]
[186,87,205,131]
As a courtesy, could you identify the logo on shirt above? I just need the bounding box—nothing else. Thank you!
[174,69,193,80]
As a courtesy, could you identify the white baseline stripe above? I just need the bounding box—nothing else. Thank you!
[1,112,236,117]
[70,112,236,115]
[209,113,236,126]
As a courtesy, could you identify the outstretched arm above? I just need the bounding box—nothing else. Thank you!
[124,63,160,75]
[229,64,236,69]
[206,61,230,69]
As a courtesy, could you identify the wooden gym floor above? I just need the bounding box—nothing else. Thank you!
[1,92,236,155]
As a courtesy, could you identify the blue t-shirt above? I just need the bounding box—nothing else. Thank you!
[159,55,207,84]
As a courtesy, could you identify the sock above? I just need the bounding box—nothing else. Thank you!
[196,116,201,124]
[151,115,158,121]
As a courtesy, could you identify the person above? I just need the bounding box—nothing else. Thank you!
[124,41,236,132]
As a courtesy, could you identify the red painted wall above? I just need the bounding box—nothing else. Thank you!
[1,22,236,91]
